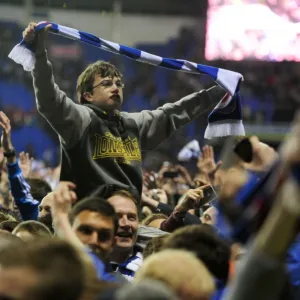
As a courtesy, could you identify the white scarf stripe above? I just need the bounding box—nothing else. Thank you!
[57,25,82,40]
[102,40,121,52]
[138,51,163,66]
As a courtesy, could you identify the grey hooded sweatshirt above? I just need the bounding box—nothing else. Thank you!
[32,52,222,200]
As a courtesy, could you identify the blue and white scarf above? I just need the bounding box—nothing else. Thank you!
[8,21,245,139]
[112,251,143,282]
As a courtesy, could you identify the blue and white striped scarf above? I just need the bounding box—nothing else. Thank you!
[8,21,245,139]
[112,251,143,282]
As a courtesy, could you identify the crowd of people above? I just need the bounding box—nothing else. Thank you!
[0,20,299,300]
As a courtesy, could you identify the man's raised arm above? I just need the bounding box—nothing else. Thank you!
[24,22,91,147]
[124,86,224,151]
[0,111,39,220]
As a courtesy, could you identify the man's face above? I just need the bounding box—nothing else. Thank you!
[38,193,53,219]
[37,194,53,231]
[72,210,115,261]
[86,75,124,111]
[107,195,138,251]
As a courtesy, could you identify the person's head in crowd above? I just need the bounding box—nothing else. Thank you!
[26,178,52,202]
[0,220,20,233]
[116,279,179,300]
[93,281,122,300]
[37,192,54,232]
[160,178,179,198]
[200,206,217,226]
[0,231,24,252]
[143,235,169,260]
[76,60,124,111]
[163,224,231,283]
[135,249,215,300]
[107,190,139,259]
[0,239,88,300]
[0,208,19,223]
[12,220,52,241]
[141,213,168,229]
[70,197,118,262]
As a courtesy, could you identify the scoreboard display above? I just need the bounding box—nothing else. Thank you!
[205,0,300,61]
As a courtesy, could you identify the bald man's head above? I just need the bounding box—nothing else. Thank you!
[37,193,54,232]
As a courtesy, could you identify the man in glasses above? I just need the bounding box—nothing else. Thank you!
[24,22,223,201]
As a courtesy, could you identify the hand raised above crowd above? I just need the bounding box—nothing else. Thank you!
[176,185,210,213]
[141,192,159,209]
[197,146,222,175]
[242,136,278,172]
[197,145,222,185]
[22,22,52,55]
[19,152,33,178]
[50,181,86,251]
[174,165,193,187]
[51,181,77,217]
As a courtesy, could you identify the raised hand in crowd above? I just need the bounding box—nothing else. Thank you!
[19,152,33,178]
[175,185,210,213]
[50,181,83,249]
[141,192,160,209]
[51,181,77,218]
[197,145,222,185]
[141,188,170,218]
[22,22,52,55]
[174,164,193,187]
[197,145,222,174]
[242,136,278,172]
